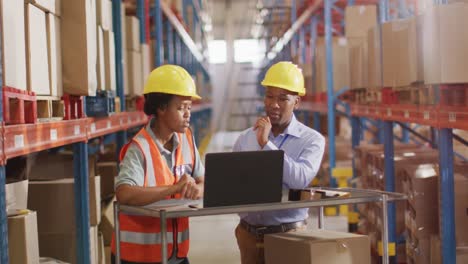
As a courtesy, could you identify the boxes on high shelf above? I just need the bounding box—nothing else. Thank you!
[141,43,151,78]
[382,16,424,88]
[97,0,113,31]
[97,26,106,91]
[347,37,368,89]
[367,25,382,89]
[25,3,51,95]
[1,0,27,90]
[265,230,371,264]
[61,0,98,96]
[27,0,56,13]
[8,211,40,264]
[345,5,378,38]
[126,16,140,52]
[422,3,468,84]
[126,51,143,95]
[104,30,117,91]
[47,13,63,97]
[315,37,350,92]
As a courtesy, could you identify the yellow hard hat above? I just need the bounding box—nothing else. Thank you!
[143,64,201,99]
[261,61,305,96]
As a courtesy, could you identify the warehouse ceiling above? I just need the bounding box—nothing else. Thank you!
[206,0,260,40]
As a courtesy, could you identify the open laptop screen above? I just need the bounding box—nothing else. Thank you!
[203,150,284,207]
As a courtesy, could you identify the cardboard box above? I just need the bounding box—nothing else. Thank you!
[265,230,371,264]
[97,26,106,91]
[104,30,117,91]
[97,0,112,31]
[345,5,378,38]
[5,180,29,212]
[28,0,56,13]
[315,37,350,92]
[382,17,423,88]
[455,173,468,246]
[105,247,111,264]
[97,162,118,199]
[46,13,63,97]
[99,197,116,246]
[61,0,98,96]
[25,3,51,95]
[126,51,143,95]
[126,16,140,52]
[27,152,96,181]
[367,25,382,89]
[98,232,106,264]
[38,226,98,264]
[348,37,367,89]
[28,177,101,231]
[1,0,27,90]
[423,3,468,84]
[141,43,151,77]
[8,211,40,264]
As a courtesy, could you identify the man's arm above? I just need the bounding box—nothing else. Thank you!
[264,135,325,189]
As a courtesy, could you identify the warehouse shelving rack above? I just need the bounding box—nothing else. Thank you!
[0,0,212,263]
[259,0,467,263]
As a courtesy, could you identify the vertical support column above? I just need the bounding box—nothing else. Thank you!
[175,34,182,65]
[154,0,164,66]
[383,121,396,263]
[299,26,306,64]
[290,0,297,59]
[166,21,174,64]
[0,167,8,264]
[0,23,9,263]
[137,0,146,43]
[113,0,127,157]
[113,0,125,111]
[351,116,360,179]
[431,127,438,148]
[73,142,91,264]
[438,128,456,264]
[402,123,410,143]
[324,0,336,187]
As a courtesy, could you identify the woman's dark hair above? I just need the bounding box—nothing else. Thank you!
[143,93,174,117]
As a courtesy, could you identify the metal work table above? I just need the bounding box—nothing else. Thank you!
[114,188,406,264]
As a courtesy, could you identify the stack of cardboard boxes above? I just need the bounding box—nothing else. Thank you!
[0,0,62,96]
[26,153,104,264]
[96,0,117,93]
[354,143,468,263]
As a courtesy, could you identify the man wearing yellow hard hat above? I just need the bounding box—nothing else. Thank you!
[233,61,326,264]
[111,65,205,264]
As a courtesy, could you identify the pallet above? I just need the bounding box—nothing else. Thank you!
[62,94,85,120]
[3,87,37,125]
[86,90,115,117]
[36,96,65,122]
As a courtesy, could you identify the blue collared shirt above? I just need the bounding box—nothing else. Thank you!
[233,115,325,225]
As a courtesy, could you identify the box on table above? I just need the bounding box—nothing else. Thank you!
[265,230,371,264]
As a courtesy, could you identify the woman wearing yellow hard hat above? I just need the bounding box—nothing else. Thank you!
[233,61,325,264]
[111,65,205,264]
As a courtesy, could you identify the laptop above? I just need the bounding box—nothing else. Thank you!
[203,150,284,207]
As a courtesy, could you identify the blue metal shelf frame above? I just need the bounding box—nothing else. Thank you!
[0,24,8,264]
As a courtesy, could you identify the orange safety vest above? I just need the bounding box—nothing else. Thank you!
[111,127,196,263]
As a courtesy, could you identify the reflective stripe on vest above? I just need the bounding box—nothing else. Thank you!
[112,127,195,262]
[120,229,190,245]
